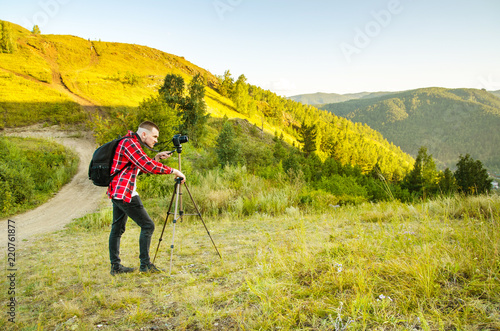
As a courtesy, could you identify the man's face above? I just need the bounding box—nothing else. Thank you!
[140,127,159,149]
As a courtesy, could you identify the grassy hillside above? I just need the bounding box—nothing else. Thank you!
[0,22,217,108]
[321,87,500,173]
[0,20,413,182]
[0,21,284,138]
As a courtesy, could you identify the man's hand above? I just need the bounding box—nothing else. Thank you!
[173,169,186,183]
[154,151,173,162]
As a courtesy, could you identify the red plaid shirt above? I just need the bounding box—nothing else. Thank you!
[107,130,173,202]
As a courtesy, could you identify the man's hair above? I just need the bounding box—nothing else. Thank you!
[138,121,159,132]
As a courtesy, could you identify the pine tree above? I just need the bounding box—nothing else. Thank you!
[437,167,457,195]
[158,74,185,109]
[216,120,241,168]
[454,154,492,195]
[232,74,249,115]
[181,73,209,145]
[272,131,287,161]
[0,21,16,54]
[404,146,439,198]
[32,25,41,35]
[297,121,317,157]
[218,70,234,98]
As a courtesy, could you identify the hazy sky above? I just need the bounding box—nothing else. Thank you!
[2,0,500,96]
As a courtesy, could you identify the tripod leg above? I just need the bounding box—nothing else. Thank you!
[183,183,222,259]
[152,182,177,264]
[169,182,181,275]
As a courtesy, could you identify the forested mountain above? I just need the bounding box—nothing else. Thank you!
[288,91,395,105]
[0,20,414,181]
[320,88,500,173]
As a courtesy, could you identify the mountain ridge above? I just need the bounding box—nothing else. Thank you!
[290,89,500,106]
[319,87,500,172]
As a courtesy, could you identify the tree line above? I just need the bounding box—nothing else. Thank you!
[214,72,494,201]
[216,70,415,182]
[404,146,492,198]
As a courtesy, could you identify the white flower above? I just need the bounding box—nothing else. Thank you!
[378,294,393,302]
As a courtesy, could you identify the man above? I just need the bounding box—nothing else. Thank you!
[107,121,185,275]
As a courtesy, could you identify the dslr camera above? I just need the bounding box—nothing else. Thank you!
[172,134,188,147]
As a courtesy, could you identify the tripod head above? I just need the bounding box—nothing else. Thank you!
[172,134,188,154]
[175,176,184,185]
[169,145,182,154]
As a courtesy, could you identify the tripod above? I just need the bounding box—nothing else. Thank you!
[152,147,222,275]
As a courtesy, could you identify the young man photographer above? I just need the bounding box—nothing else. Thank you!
[107,121,185,275]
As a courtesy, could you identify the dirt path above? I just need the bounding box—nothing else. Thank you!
[0,125,109,248]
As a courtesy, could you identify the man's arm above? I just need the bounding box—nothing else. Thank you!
[124,139,186,182]
[154,151,186,183]
[123,139,172,174]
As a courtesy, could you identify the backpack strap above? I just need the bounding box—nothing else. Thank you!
[110,136,132,180]
[110,160,131,179]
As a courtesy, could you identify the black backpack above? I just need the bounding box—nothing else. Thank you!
[88,137,131,187]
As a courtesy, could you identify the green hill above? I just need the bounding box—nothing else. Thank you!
[320,87,500,172]
[0,20,413,181]
[0,21,219,113]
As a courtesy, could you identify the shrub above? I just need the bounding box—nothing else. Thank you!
[0,137,78,217]
[317,174,368,199]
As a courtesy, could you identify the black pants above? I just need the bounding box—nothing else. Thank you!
[109,196,155,267]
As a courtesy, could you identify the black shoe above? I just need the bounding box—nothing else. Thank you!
[110,264,135,276]
[139,263,163,273]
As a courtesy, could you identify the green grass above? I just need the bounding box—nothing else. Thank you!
[0,72,86,128]
[46,35,215,108]
[1,23,217,111]
[2,194,499,330]
[0,36,52,83]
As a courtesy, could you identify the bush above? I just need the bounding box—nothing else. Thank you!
[0,136,79,217]
[316,174,368,199]
[0,163,35,208]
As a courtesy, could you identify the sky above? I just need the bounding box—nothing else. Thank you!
[1,0,500,97]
